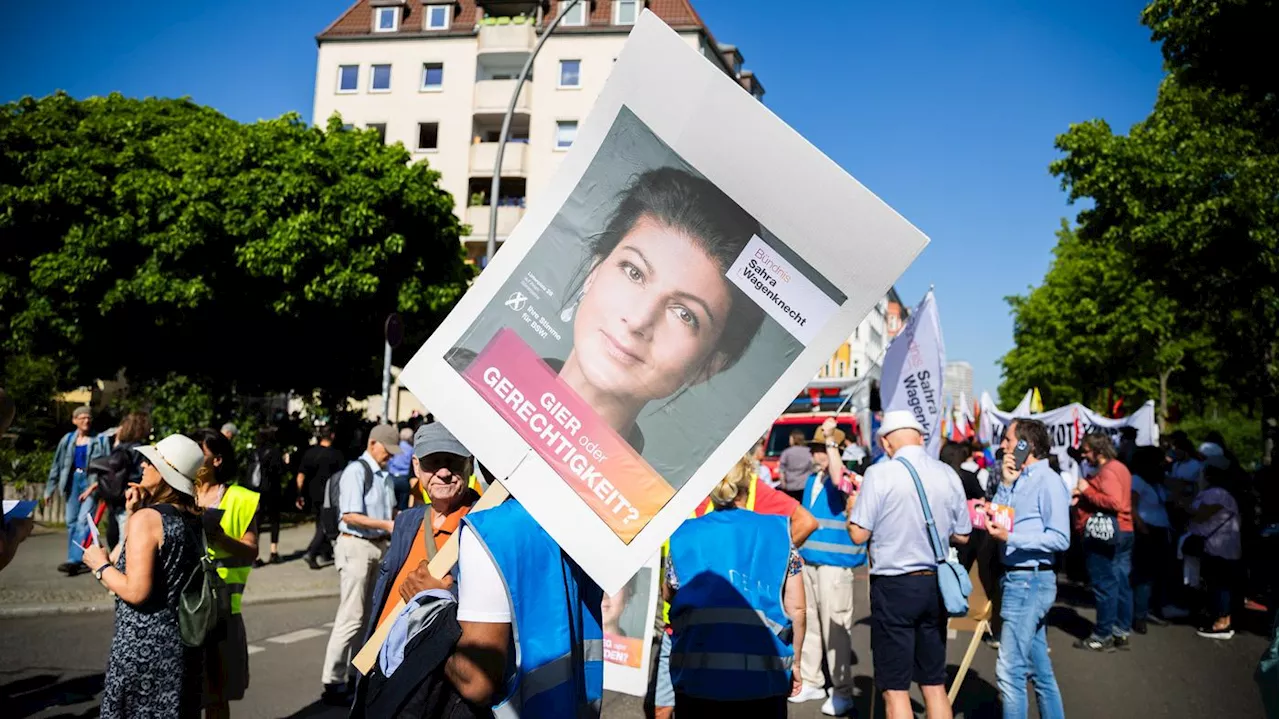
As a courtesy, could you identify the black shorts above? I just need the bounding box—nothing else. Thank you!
[869,573,947,691]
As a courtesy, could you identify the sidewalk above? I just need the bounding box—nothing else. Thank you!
[0,521,339,618]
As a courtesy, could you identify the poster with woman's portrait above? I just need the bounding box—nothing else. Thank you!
[602,555,660,697]
[399,12,929,593]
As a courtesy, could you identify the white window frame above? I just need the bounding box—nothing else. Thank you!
[416,121,440,153]
[369,64,393,93]
[336,64,360,94]
[558,59,581,89]
[425,4,451,30]
[374,6,399,32]
[421,62,444,92]
[613,0,638,25]
[555,120,578,150]
[559,1,587,27]
[366,122,388,142]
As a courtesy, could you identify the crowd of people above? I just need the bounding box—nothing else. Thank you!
[4,392,1272,719]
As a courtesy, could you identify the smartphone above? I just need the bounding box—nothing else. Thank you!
[1012,439,1031,473]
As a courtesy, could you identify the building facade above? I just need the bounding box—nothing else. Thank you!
[944,360,974,410]
[312,0,764,265]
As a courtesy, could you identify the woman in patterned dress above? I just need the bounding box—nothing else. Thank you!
[82,433,207,718]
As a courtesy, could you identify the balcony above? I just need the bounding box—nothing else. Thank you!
[466,205,525,238]
[478,22,536,54]
[474,79,531,116]
[470,141,529,176]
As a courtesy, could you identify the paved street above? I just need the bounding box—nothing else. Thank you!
[1,527,1270,719]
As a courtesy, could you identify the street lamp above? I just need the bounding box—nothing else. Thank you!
[484,0,584,266]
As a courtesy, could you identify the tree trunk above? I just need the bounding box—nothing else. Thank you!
[1158,368,1172,432]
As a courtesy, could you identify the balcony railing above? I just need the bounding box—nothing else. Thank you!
[466,205,525,238]
[478,22,536,53]
[470,141,529,176]
[474,79,531,115]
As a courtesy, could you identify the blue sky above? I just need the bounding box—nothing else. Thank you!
[0,1,1166,401]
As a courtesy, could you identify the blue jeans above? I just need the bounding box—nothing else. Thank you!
[65,470,98,563]
[655,632,674,707]
[391,474,411,512]
[1085,531,1134,638]
[996,569,1065,719]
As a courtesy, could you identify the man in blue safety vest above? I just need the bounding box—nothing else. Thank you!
[398,494,603,718]
[792,419,867,716]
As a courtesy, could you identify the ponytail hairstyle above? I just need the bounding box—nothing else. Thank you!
[709,454,756,509]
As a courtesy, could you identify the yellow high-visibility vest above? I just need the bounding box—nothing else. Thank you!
[209,484,260,615]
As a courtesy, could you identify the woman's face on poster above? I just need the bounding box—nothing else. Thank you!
[572,215,733,406]
[601,587,629,628]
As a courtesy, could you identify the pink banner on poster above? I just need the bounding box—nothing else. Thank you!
[460,328,675,543]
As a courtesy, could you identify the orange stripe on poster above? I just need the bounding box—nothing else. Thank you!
[604,633,645,668]
[460,328,675,543]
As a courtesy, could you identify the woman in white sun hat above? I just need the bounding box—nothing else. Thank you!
[83,433,206,718]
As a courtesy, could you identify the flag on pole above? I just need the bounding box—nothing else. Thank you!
[1031,387,1045,414]
[881,290,946,456]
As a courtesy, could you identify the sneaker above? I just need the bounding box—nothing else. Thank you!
[320,684,351,706]
[305,555,322,571]
[982,633,1001,650]
[1145,614,1170,627]
[789,684,828,704]
[1196,625,1235,640]
[1161,605,1191,620]
[253,558,266,568]
[1112,634,1131,650]
[822,692,855,716]
[269,552,282,564]
[57,562,77,574]
[1074,635,1116,652]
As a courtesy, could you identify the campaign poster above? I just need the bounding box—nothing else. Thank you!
[398,11,930,593]
[602,555,660,697]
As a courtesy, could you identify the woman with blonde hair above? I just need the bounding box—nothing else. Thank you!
[663,455,806,717]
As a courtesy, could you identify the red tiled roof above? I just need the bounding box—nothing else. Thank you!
[319,1,707,40]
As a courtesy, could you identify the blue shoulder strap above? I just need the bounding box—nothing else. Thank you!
[896,457,945,565]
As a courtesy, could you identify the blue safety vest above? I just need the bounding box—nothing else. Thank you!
[799,473,867,568]
[464,500,603,719]
[667,509,793,701]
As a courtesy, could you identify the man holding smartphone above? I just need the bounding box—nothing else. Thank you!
[985,419,1070,719]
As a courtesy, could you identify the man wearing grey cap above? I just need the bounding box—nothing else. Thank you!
[348,422,482,707]
[319,424,400,704]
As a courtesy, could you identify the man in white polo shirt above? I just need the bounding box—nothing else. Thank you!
[848,410,971,719]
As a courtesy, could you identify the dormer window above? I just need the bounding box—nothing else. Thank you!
[425,3,452,30]
[374,6,399,32]
[613,0,638,25]
[560,1,586,27]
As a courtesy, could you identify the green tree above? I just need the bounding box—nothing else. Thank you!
[0,93,474,407]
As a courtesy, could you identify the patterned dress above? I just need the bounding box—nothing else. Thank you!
[100,506,204,718]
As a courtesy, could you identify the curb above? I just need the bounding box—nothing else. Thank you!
[0,587,340,619]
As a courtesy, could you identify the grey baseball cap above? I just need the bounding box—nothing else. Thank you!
[413,422,471,459]
[368,424,403,455]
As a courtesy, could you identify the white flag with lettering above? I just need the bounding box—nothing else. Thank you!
[881,290,946,456]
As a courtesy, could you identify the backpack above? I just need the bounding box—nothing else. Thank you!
[244,449,263,491]
[86,445,138,503]
[321,460,376,542]
[154,504,231,647]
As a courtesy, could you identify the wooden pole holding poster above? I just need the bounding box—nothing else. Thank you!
[946,563,992,705]
[350,481,510,675]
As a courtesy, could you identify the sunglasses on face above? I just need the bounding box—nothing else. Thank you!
[418,455,468,477]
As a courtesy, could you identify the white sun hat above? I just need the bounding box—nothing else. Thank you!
[134,434,204,496]
[878,409,926,439]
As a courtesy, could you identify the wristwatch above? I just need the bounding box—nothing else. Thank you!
[94,562,112,581]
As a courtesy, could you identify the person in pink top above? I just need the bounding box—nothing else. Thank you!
[1072,432,1134,651]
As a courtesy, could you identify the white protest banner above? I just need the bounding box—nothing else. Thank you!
[602,553,660,697]
[880,290,946,456]
[978,393,1159,477]
[398,11,929,593]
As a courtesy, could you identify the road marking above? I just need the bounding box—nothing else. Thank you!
[248,645,266,655]
[266,628,330,644]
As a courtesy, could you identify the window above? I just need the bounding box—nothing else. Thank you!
[417,122,439,151]
[337,65,359,93]
[422,63,444,91]
[425,4,451,30]
[370,64,392,92]
[560,1,586,26]
[374,6,398,32]
[367,123,387,142]
[558,60,580,88]
[614,0,638,25]
[836,360,846,377]
[555,120,578,150]
[340,123,355,132]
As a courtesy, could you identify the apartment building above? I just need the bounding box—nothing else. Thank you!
[945,360,974,409]
[312,0,765,265]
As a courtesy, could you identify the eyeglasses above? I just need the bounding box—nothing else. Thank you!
[418,455,468,477]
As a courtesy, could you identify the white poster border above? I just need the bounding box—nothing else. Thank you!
[602,553,661,697]
[399,11,929,593]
